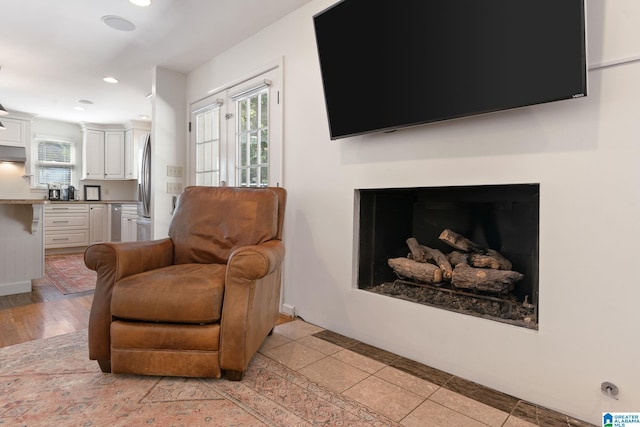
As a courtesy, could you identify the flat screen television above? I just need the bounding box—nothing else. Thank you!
[313,0,587,140]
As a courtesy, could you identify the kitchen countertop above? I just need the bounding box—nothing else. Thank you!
[45,200,139,204]
[0,199,47,205]
[0,199,138,205]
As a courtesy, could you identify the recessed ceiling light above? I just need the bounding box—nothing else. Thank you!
[74,106,86,111]
[103,77,119,84]
[77,99,94,105]
[101,15,136,32]
[129,0,151,6]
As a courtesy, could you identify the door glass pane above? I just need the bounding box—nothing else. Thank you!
[239,100,248,132]
[260,129,268,164]
[239,134,248,166]
[260,166,268,186]
[249,131,258,165]
[250,96,258,130]
[260,93,268,128]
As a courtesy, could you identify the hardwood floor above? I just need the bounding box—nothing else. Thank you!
[0,279,93,348]
[0,278,295,349]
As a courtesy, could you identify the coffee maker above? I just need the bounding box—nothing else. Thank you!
[48,184,61,201]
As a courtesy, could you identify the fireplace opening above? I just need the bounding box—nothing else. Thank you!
[357,184,539,329]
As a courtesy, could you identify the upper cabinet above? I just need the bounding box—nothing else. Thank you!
[83,129,105,179]
[104,131,125,179]
[0,112,34,148]
[82,121,150,181]
[124,120,151,180]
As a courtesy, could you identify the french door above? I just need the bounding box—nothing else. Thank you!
[189,67,282,188]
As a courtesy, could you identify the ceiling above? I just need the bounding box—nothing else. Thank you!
[0,0,313,125]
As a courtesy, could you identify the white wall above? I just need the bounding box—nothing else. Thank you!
[151,66,187,239]
[187,0,640,423]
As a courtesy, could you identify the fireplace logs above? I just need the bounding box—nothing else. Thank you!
[406,238,453,280]
[388,230,524,294]
[388,257,443,284]
[451,263,523,293]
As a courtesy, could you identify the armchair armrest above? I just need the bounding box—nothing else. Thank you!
[225,239,285,280]
[220,239,285,374]
[86,238,174,367]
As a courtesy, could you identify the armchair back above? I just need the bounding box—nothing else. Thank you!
[168,186,282,264]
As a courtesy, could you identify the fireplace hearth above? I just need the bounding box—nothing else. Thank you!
[357,184,539,329]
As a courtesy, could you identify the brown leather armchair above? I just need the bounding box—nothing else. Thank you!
[84,186,286,380]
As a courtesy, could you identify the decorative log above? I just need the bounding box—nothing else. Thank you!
[447,251,469,266]
[469,249,512,270]
[406,237,453,280]
[451,263,523,293]
[388,257,442,284]
[439,229,481,252]
[406,238,430,263]
[424,246,453,280]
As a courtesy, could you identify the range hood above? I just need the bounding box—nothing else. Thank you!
[0,145,27,162]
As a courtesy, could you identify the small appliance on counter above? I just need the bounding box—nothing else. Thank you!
[60,185,77,201]
[48,184,61,201]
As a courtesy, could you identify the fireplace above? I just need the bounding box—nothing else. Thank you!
[356,184,539,329]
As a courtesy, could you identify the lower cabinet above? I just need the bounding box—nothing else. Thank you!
[45,203,111,250]
[121,204,138,242]
[44,204,90,249]
[89,204,108,244]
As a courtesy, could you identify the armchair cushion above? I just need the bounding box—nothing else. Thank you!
[111,263,226,323]
[169,187,279,265]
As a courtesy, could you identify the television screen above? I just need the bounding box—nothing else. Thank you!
[313,0,587,140]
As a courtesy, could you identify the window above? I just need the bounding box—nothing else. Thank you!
[189,65,282,188]
[32,137,77,188]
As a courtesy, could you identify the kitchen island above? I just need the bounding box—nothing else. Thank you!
[0,199,45,296]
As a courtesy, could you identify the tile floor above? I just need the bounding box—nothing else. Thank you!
[259,320,595,427]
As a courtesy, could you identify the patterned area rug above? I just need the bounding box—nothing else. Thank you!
[0,331,399,426]
[45,253,96,294]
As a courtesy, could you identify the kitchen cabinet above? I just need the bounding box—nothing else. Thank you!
[44,204,90,249]
[82,124,126,180]
[83,130,105,179]
[0,117,28,147]
[89,204,108,244]
[125,121,151,180]
[104,131,125,179]
[120,204,138,242]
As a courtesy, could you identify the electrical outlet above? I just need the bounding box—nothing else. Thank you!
[166,183,183,194]
[167,165,183,177]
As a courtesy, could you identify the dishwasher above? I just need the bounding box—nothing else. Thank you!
[110,204,138,242]
[110,204,122,242]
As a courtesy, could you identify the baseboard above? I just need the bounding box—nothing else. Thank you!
[281,303,296,317]
[0,280,32,296]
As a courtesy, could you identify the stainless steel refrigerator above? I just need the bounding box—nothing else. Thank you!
[137,134,151,240]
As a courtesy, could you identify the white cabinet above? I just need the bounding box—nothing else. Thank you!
[83,130,105,179]
[89,204,108,244]
[121,204,138,242]
[44,204,90,249]
[104,131,125,179]
[45,203,109,249]
[0,117,27,147]
[124,121,151,180]
[82,124,126,180]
